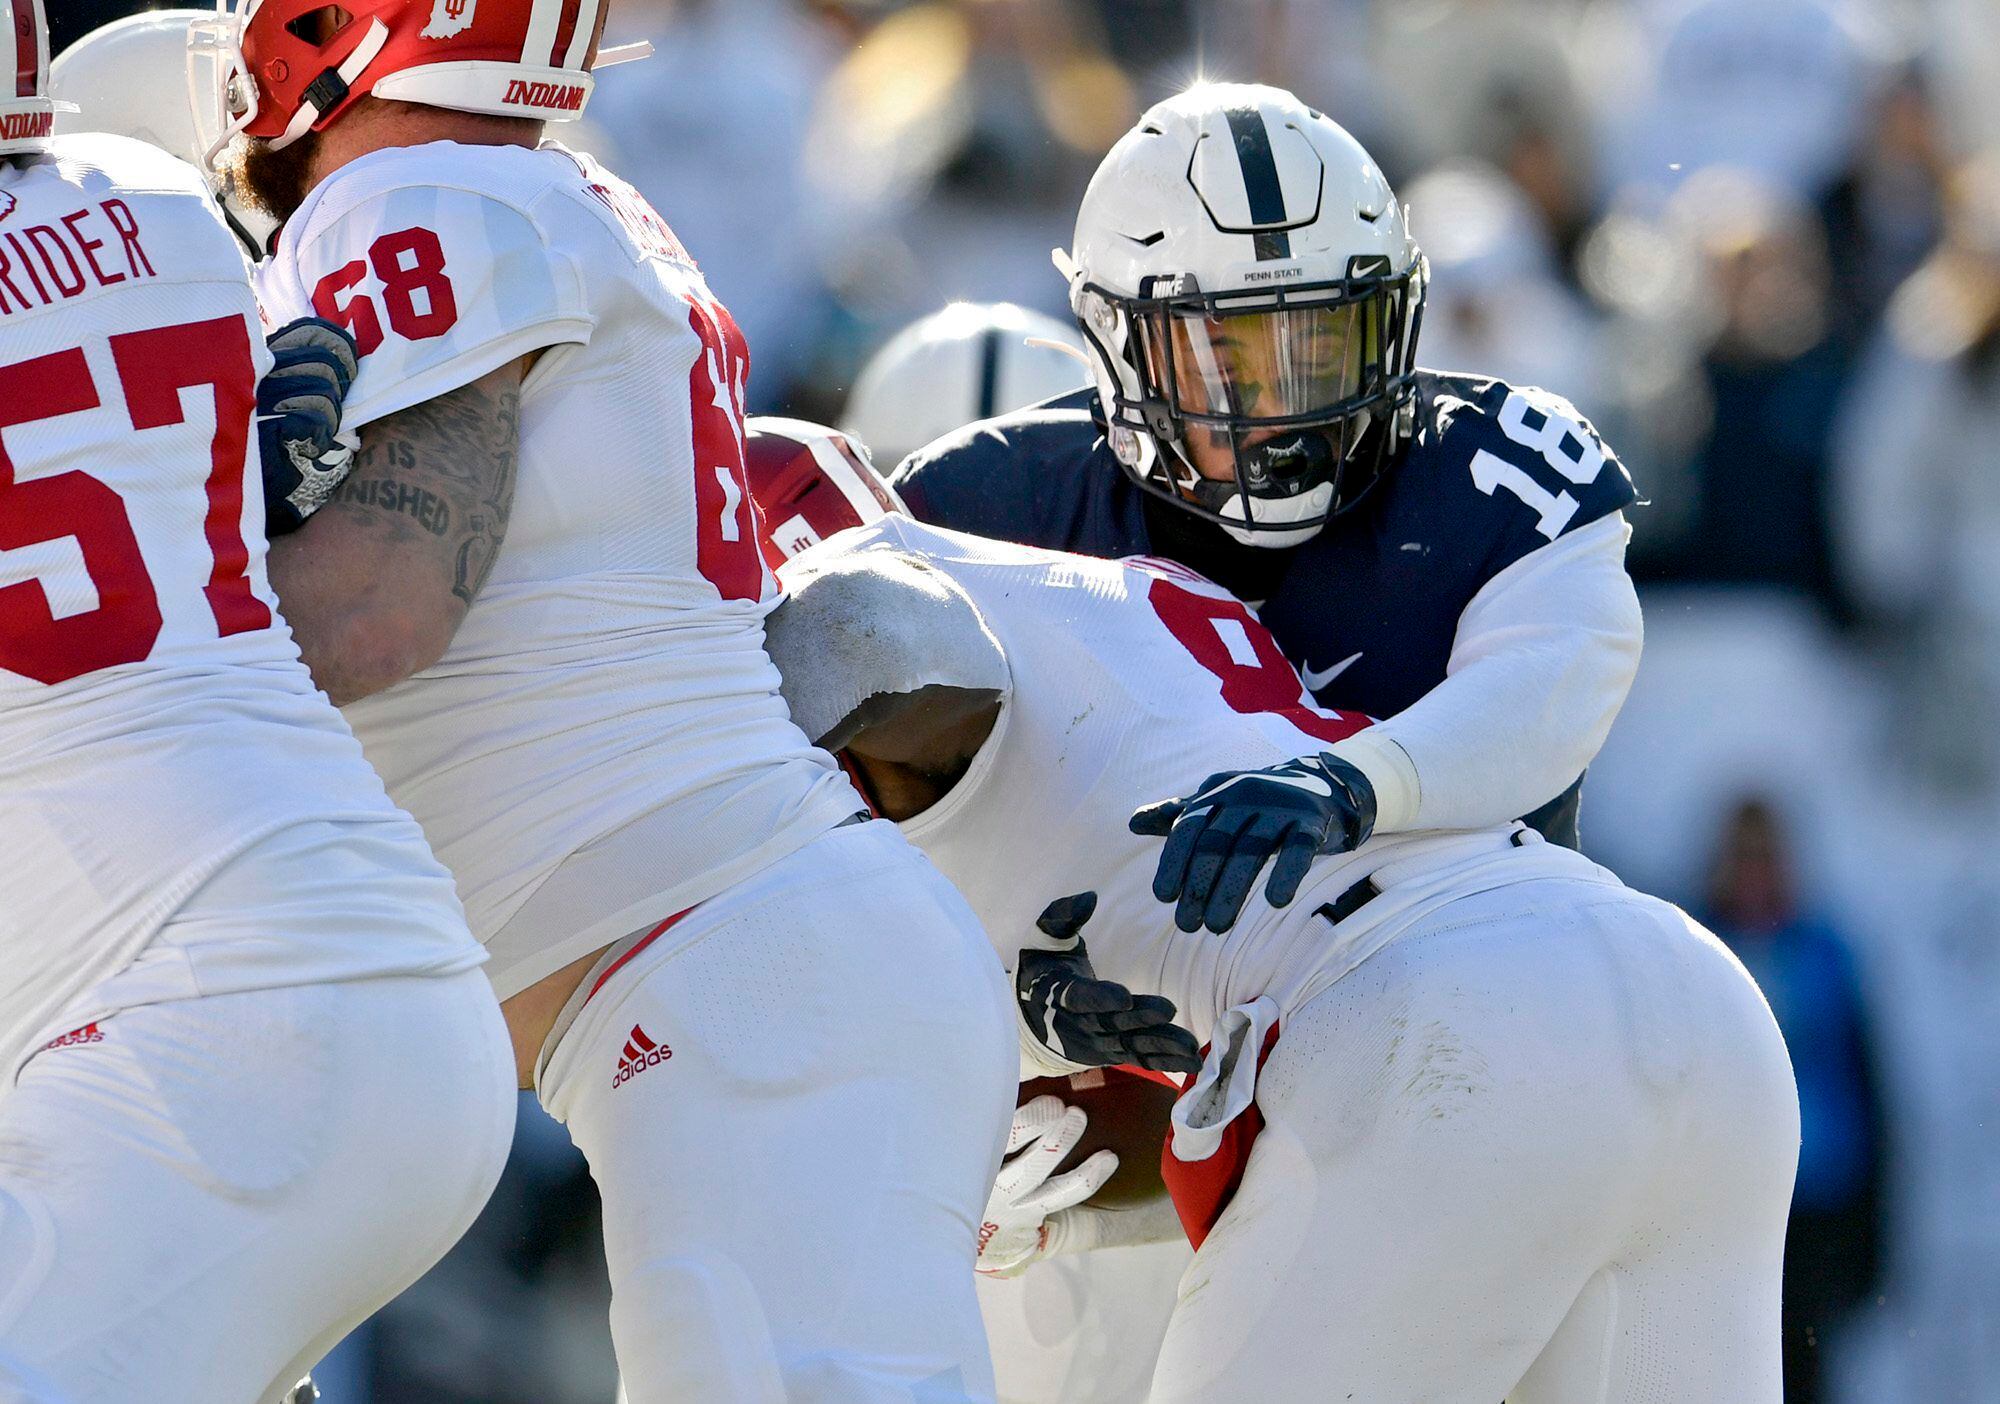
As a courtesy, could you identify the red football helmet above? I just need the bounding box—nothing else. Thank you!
[1,0,68,155]
[744,416,907,570]
[192,0,647,164]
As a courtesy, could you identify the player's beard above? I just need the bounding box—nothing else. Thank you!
[226,133,321,226]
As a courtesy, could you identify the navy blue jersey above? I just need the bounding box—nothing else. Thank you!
[892,371,1640,846]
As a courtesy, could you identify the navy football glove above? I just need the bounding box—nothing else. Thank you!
[258,317,360,537]
[1016,893,1202,1076]
[1130,752,1376,935]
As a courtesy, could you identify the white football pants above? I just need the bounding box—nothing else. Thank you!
[978,1239,1188,1404]
[1145,879,1799,1404]
[0,970,515,1404]
[541,819,1016,1404]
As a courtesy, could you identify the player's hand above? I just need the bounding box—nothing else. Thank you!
[258,317,361,537]
[1130,752,1376,935]
[1016,893,1202,1077]
[977,1094,1117,1277]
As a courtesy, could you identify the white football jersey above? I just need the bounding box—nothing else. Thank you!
[801,518,1618,1042]
[0,135,480,1077]
[255,142,860,995]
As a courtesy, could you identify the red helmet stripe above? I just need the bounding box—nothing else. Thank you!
[520,0,566,72]
[547,0,584,66]
[560,0,603,68]
[804,434,903,525]
[12,0,39,100]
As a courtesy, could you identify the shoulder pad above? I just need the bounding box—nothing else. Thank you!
[271,154,591,428]
[1414,370,1637,544]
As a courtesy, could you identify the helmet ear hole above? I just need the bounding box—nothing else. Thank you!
[284,6,352,44]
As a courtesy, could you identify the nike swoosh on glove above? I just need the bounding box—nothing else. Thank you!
[977,1094,1117,1277]
[1129,752,1376,935]
[1016,893,1202,1077]
[258,317,361,537]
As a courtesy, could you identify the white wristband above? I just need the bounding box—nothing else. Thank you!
[1326,731,1421,833]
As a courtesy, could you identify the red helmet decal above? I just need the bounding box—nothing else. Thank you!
[13,0,38,100]
[743,417,905,568]
[0,0,58,154]
[215,0,608,153]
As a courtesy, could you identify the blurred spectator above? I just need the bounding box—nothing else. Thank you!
[1703,796,1889,1404]
[1932,0,2000,162]
[1600,0,1888,207]
[585,0,844,409]
[1186,1,1394,171]
[1625,170,1853,615]
[1832,155,2000,796]
[1820,65,1951,347]
[1085,0,1198,88]
[1371,1,1599,277]
[796,1,1129,420]
[1403,162,1606,405]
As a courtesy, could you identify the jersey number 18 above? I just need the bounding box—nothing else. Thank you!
[1468,389,1608,540]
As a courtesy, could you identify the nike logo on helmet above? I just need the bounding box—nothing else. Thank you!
[1299,651,1363,692]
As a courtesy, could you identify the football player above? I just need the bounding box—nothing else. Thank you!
[840,301,1091,471]
[746,420,1799,1403]
[165,2,1120,1398]
[0,4,514,1399]
[887,81,1649,1401]
[892,82,1645,892]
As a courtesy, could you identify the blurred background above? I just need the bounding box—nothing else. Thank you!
[52,0,2000,1399]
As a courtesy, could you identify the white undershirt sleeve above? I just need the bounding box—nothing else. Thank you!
[1325,512,1643,833]
[1043,1194,1184,1256]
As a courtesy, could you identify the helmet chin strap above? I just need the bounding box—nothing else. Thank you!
[1166,429,1341,549]
[273,17,389,151]
[593,41,655,67]
[1212,483,1333,549]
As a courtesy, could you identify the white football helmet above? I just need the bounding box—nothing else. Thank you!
[1,0,71,156]
[48,10,278,255]
[841,302,1092,469]
[1057,82,1427,547]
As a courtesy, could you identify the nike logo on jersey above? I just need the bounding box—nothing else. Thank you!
[1299,652,1363,693]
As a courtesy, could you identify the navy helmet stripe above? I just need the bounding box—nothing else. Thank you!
[976,326,1003,420]
[1224,106,1292,260]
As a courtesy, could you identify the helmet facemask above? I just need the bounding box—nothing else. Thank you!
[1077,254,1426,547]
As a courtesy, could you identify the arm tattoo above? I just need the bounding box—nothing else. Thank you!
[450,378,519,604]
[328,363,522,607]
[332,476,452,535]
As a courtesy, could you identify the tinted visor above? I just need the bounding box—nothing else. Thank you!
[1140,300,1380,424]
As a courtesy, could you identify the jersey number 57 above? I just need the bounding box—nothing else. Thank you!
[1,317,269,686]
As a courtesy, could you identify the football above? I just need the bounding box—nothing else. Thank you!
[1019,1067,1179,1210]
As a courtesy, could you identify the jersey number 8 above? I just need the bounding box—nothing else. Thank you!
[1145,573,1367,747]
